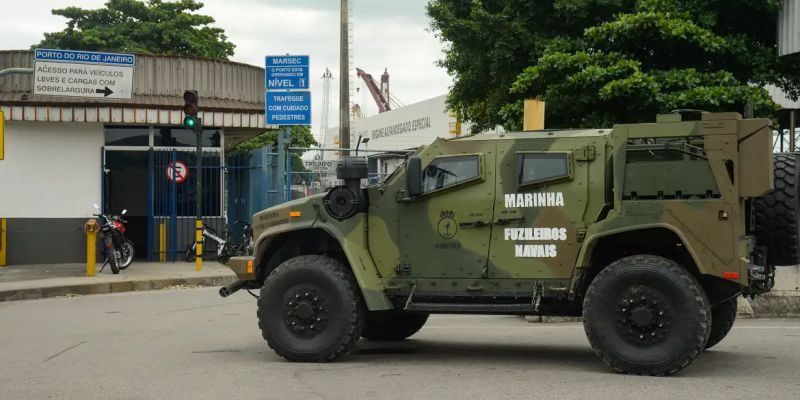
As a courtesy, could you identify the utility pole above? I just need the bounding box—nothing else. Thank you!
[339,0,350,151]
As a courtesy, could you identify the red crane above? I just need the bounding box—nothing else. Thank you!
[356,68,391,113]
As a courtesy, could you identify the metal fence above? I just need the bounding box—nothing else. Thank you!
[145,144,279,261]
[287,147,412,200]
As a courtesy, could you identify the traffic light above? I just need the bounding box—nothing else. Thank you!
[183,90,202,132]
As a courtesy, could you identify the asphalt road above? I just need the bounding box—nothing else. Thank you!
[1,288,799,400]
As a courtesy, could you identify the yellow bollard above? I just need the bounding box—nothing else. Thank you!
[0,218,7,267]
[195,219,203,271]
[159,220,166,262]
[84,219,99,277]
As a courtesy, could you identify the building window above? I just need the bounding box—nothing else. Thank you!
[423,155,480,193]
[517,153,570,186]
[156,127,221,148]
[105,126,149,146]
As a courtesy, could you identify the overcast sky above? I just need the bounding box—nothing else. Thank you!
[0,0,453,140]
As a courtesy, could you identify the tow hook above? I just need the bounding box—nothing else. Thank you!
[219,280,247,298]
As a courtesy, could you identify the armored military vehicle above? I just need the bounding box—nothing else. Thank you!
[219,111,792,375]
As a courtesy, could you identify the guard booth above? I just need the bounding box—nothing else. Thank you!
[0,50,278,265]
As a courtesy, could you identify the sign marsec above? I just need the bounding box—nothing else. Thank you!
[265,55,309,90]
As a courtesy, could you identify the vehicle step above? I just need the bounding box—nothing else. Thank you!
[404,301,537,314]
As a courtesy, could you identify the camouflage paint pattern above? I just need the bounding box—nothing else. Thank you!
[228,113,773,311]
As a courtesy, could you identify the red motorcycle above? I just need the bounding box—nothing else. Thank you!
[93,204,135,273]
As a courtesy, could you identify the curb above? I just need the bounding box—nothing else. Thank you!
[0,275,237,302]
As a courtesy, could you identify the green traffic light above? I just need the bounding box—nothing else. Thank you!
[184,116,196,129]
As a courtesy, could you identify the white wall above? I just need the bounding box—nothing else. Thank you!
[0,121,103,218]
[324,95,463,151]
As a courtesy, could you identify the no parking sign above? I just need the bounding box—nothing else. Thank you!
[166,161,188,183]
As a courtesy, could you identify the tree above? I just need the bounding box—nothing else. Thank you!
[233,125,318,152]
[428,0,800,130]
[233,126,319,185]
[34,0,235,60]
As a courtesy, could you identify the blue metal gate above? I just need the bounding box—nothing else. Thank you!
[147,145,278,261]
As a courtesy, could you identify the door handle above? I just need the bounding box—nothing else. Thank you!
[459,220,488,229]
[495,217,526,225]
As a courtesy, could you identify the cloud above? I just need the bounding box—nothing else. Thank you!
[1,0,452,140]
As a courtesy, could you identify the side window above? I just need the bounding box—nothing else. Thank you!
[423,155,480,193]
[517,153,570,186]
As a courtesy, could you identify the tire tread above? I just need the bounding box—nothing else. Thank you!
[582,255,710,376]
[257,255,365,362]
[755,154,800,265]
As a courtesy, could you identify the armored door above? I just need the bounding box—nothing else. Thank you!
[489,136,605,280]
[396,140,497,279]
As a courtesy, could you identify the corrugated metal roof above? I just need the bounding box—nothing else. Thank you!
[0,50,265,112]
[779,0,800,56]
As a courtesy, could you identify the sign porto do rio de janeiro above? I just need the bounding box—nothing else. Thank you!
[33,49,135,100]
[265,55,311,126]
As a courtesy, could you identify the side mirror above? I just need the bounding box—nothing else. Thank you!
[121,209,127,215]
[406,156,423,197]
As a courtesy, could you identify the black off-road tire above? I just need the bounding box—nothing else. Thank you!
[257,255,366,362]
[755,153,800,266]
[705,297,737,350]
[583,255,711,376]
[362,312,429,341]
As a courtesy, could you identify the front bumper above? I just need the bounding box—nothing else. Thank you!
[226,256,256,281]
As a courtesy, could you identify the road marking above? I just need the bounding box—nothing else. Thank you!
[42,341,86,363]
[154,301,250,316]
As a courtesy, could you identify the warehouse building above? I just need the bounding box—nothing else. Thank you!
[0,50,268,265]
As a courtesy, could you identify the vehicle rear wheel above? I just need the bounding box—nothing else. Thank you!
[755,153,800,265]
[257,255,365,362]
[362,312,429,341]
[582,255,711,376]
[705,297,737,350]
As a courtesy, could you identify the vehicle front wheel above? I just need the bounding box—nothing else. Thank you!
[257,255,365,362]
[362,312,429,341]
[117,240,135,270]
[185,245,196,262]
[705,297,737,350]
[582,255,711,376]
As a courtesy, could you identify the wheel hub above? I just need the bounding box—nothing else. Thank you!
[615,285,673,345]
[283,287,328,337]
[630,307,653,328]
[295,302,314,319]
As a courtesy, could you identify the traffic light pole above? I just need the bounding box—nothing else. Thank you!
[195,118,203,272]
[183,89,203,272]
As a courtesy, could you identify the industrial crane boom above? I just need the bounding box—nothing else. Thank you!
[356,68,391,113]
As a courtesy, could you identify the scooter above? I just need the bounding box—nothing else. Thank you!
[185,220,253,264]
[92,204,135,273]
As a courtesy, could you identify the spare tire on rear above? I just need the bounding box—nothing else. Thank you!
[755,153,800,266]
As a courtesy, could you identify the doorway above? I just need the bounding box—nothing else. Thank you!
[103,150,149,259]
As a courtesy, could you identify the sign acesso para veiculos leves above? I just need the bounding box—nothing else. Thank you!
[32,48,136,100]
